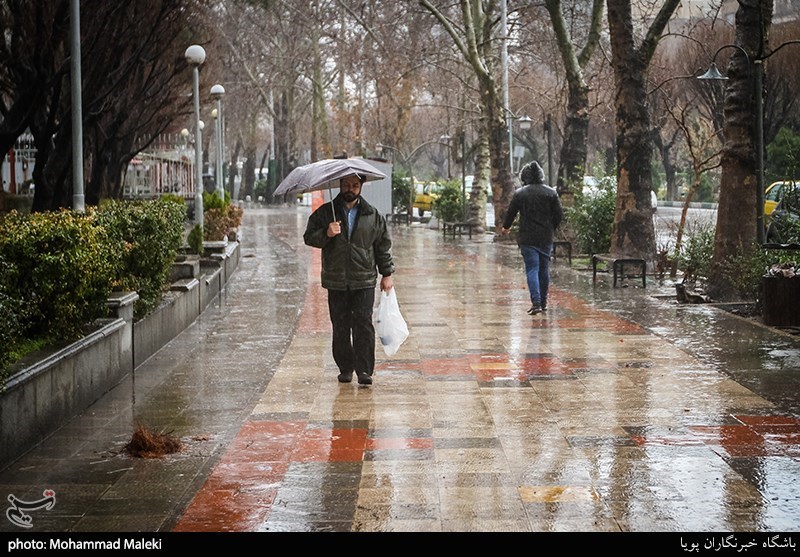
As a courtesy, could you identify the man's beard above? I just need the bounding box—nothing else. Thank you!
[342,191,359,202]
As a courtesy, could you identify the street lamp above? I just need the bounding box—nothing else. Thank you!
[185,44,206,228]
[699,40,800,245]
[439,134,451,179]
[70,0,84,212]
[210,84,225,200]
[513,115,533,175]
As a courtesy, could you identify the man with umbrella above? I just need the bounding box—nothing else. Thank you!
[303,172,395,386]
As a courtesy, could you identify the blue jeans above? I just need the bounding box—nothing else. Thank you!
[520,244,552,308]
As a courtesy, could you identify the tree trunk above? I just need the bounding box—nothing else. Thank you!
[419,0,513,233]
[467,131,491,229]
[544,0,603,197]
[481,81,513,232]
[606,0,680,262]
[557,83,590,196]
[707,0,773,301]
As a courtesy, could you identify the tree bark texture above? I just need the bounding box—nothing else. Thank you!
[544,0,603,196]
[707,0,773,301]
[606,0,680,262]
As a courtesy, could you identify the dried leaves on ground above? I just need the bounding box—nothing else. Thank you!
[125,423,183,458]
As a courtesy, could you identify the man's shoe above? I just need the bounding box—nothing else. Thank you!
[337,371,353,383]
[541,305,548,312]
[527,305,542,315]
[356,372,373,385]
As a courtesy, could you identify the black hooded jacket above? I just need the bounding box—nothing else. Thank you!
[502,162,563,250]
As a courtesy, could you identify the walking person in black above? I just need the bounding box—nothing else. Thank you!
[500,161,563,315]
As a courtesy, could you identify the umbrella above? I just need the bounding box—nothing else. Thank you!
[274,157,386,197]
[273,158,387,220]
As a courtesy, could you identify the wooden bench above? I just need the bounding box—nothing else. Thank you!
[551,241,572,265]
[592,254,646,288]
[442,221,477,239]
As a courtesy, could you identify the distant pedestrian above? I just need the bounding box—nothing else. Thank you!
[303,173,395,385]
[500,161,563,315]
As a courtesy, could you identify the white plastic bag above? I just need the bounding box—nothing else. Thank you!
[374,287,409,356]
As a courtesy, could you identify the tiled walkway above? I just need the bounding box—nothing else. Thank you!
[2,207,800,537]
[173,211,800,533]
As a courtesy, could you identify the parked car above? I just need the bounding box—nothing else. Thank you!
[764,180,799,217]
[766,185,800,244]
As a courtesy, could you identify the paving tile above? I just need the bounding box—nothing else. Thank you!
[6,209,800,534]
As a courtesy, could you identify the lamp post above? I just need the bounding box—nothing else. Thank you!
[210,84,225,200]
[185,44,206,228]
[699,40,800,245]
[513,115,533,174]
[439,134,452,180]
[70,0,84,212]
[544,114,554,186]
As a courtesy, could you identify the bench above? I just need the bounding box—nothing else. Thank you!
[387,212,411,225]
[442,221,477,239]
[592,254,646,288]
[551,241,572,265]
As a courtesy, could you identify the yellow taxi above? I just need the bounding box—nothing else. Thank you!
[764,180,799,216]
[412,182,439,217]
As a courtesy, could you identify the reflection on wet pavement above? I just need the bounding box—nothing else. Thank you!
[175,211,800,532]
[2,207,800,533]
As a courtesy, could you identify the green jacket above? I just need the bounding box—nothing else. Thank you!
[303,194,394,291]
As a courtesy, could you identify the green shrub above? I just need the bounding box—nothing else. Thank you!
[203,190,229,211]
[187,224,204,254]
[565,176,616,255]
[677,221,715,284]
[0,210,117,342]
[94,198,186,318]
[431,180,465,222]
[392,173,412,213]
[724,247,797,302]
[0,257,20,381]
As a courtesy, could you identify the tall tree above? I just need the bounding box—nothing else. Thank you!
[543,0,604,197]
[420,0,514,231]
[707,0,773,300]
[3,0,210,211]
[606,0,681,262]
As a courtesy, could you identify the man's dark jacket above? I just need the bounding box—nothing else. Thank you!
[502,183,563,251]
[303,194,394,291]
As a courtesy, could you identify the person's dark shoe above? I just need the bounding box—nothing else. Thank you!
[527,304,542,315]
[337,371,353,383]
[541,304,548,312]
[356,372,373,385]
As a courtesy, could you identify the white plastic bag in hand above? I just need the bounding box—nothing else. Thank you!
[374,287,409,356]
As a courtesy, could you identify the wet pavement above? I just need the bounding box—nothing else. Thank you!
[2,206,800,536]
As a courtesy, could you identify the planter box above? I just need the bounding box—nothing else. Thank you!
[0,315,132,470]
[0,241,240,470]
[762,276,800,327]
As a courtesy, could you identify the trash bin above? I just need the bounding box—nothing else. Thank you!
[762,276,800,326]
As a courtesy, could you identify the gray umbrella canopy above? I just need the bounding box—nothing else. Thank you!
[273,158,387,198]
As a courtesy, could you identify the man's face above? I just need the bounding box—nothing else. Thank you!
[340,176,362,202]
